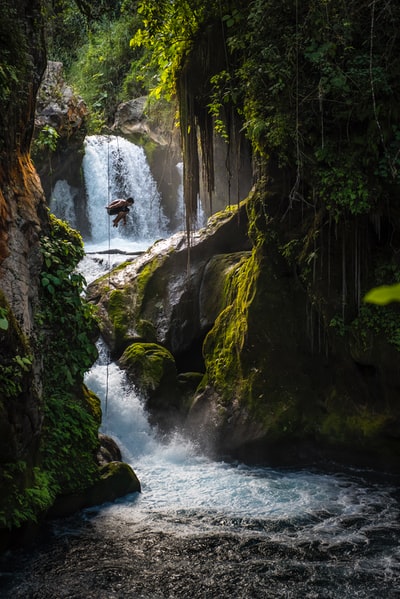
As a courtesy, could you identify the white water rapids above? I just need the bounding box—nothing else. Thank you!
[1,135,399,598]
[86,346,400,546]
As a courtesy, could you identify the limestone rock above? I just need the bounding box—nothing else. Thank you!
[35,61,88,140]
[33,61,89,200]
[87,201,251,359]
[113,96,170,146]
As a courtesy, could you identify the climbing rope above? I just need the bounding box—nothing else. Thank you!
[104,135,112,418]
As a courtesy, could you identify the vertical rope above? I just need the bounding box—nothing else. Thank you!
[104,135,112,418]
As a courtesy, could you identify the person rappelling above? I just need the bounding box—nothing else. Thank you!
[106,197,134,227]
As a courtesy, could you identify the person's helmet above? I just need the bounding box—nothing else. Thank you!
[127,197,134,204]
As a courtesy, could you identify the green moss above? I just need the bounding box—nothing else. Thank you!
[136,318,157,341]
[203,248,259,403]
[81,384,102,426]
[108,288,130,346]
[0,293,33,401]
[320,407,390,446]
[103,254,168,350]
[351,303,400,353]
[120,342,177,393]
[136,254,168,305]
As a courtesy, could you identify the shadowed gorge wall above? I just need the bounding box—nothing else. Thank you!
[0,1,135,544]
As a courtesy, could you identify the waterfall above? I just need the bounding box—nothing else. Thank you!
[82,135,169,249]
[50,179,78,228]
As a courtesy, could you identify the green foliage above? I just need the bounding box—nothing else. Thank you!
[130,0,214,100]
[68,14,146,127]
[279,238,301,266]
[316,164,371,220]
[1,213,102,527]
[32,125,60,154]
[353,303,400,352]
[329,315,346,337]
[0,63,19,104]
[0,464,53,529]
[0,5,28,103]
[44,0,124,69]
[364,283,400,306]
[130,0,400,219]
[37,213,98,387]
[0,354,32,400]
[0,306,9,331]
[40,391,99,497]
[43,0,88,70]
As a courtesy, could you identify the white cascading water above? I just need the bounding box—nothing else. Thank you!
[49,135,169,254]
[84,345,400,545]
[82,135,169,251]
[50,179,78,229]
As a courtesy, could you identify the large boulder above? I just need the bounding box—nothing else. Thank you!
[48,461,141,518]
[119,342,183,429]
[97,433,122,466]
[87,201,251,362]
[185,186,400,471]
[113,97,170,144]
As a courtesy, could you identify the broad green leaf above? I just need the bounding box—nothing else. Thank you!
[364,283,400,305]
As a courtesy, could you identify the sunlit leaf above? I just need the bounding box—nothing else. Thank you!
[364,283,400,305]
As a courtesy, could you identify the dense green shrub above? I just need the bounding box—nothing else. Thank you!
[68,14,149,127]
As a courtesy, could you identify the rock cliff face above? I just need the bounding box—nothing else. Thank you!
[0,0,47,464]
[0,1,47,330]
[33,60,89,204]
[0,1,139,546]
[0,0,49,544]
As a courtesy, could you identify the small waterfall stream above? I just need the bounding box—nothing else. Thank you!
[50,134,170,254]
[1,137,399,597]
[82,135,169,249]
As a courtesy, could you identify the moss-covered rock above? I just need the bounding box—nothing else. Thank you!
[0,293,39,463]
[48,461,141,518]
[87,202,250,360]
[120,341,199,431]
[186,185,400,470]
[199,252,252,329]
[120,342,178,405]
